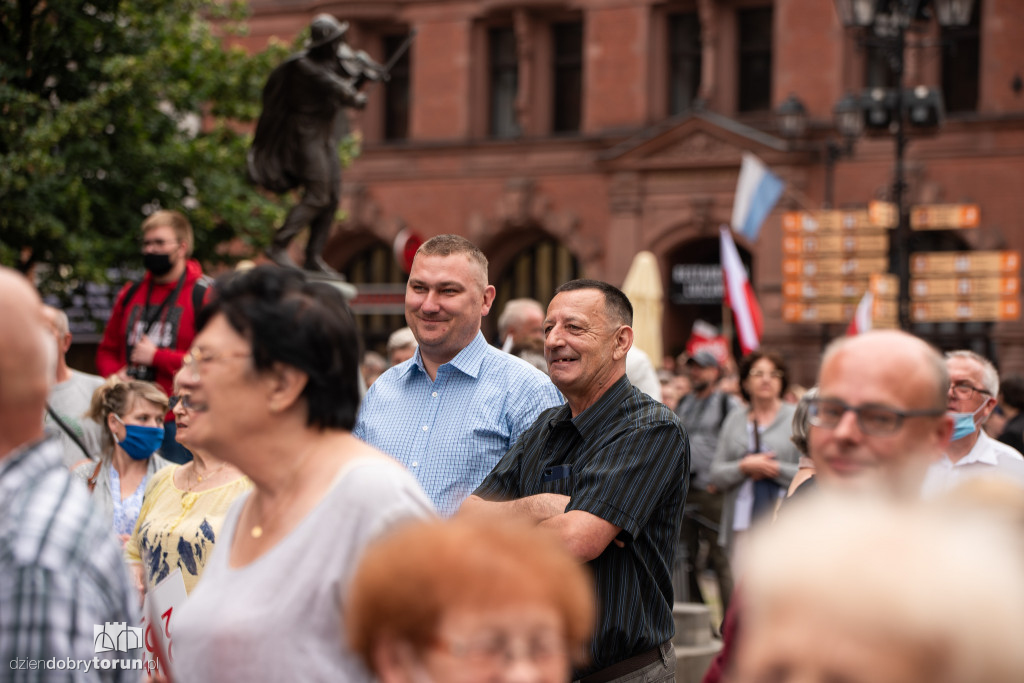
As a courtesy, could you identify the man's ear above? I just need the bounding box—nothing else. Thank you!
[978,396,998,425]
[612,325,633,361]
[264,362,309,414]
[480,284,496,317]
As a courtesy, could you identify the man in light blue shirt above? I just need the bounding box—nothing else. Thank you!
[354,235,562,516]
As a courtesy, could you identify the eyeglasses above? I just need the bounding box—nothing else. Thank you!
[949,382,991,401]
[168,394,196,411]
[807,397,946,436]
[183,348,251,377]
[432,631,565,670]
[748,370,783,380]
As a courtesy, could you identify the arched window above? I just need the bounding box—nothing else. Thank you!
[488,238,580,342]
[664,234,754,359]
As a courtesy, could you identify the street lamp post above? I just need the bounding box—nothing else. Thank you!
[832,0,975,330]
[776,93,863,209]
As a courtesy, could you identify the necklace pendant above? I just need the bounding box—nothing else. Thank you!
[196,474,203,482]
[251,525,263,539]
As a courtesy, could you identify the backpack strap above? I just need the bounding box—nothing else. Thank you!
[717,392,730,431]
[191,275,212,314]
[45,403,93,460]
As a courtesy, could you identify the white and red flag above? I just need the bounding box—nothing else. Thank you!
[719,225,763,355]
[846,291,874,336]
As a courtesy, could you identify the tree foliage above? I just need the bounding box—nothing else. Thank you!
[0,0,299,290]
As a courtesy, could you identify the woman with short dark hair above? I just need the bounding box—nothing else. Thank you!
[171,266,434,682]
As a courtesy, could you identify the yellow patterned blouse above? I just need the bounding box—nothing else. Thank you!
[125,465,252,594]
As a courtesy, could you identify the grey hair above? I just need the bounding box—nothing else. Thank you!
[45,306,70,337]
[386,326,417,354]
[945,350,999,398]
[498,299,544,340]
[791,386,818,456]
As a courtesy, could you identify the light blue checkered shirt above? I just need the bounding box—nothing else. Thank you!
[354,332,563,516]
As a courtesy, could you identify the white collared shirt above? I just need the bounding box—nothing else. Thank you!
[922,430,1024,496]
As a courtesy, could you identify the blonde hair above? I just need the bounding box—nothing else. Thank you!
[87,377,168,454]
[415,234,489,289]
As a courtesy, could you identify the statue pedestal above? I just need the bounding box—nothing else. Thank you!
[306,271,358,301]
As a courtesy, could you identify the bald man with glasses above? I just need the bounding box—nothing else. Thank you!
[704,330,957,683]
[919,350,1024,495]
[805,330,954,498]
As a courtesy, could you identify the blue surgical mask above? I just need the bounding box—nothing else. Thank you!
[949,402,988,441]
[113,416,164,460]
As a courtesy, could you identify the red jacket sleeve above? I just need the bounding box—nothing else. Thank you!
[95,282,132,377]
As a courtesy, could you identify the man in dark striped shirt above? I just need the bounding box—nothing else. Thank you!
[462,279,689,683]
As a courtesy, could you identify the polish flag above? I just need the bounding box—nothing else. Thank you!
[720,225,763,355]
[846,291,874,336]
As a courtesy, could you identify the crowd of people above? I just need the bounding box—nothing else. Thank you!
[2,211,1024,683]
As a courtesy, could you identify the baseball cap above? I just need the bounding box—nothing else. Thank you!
[686,350,720,369]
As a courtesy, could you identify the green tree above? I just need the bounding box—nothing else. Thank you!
[0,0,297,290]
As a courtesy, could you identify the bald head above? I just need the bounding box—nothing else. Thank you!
[810,330,952,497]
[0,268,52,457]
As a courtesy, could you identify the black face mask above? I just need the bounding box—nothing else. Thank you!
[143,252,174,276]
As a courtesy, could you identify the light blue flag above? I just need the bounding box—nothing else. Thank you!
[731,153,785,242]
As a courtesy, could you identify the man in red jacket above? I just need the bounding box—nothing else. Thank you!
[96,210,208,463]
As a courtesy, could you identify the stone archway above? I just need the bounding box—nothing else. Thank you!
[661,228,754,360]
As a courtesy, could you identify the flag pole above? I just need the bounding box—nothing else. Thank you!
[721,297,735,361]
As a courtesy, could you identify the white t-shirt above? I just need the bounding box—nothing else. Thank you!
[172,458,434,682]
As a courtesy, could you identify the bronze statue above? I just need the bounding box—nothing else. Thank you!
[248,14,390,274]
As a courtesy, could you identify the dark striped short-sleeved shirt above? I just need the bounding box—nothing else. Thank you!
[475,375,690,677]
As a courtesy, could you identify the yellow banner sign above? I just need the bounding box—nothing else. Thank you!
[783,279,868,301]
[783,302,855,324]
[911,298,1021,322]
[783,257,889,279]
[870,273,899,297]
[910,251,1020,276]
[782,210,881,234]
[910,204,980,230]
[868,201,899,228]
[782,233,889,257]
[910,276,1021,300]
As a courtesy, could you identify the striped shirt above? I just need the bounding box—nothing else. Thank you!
[354,331,563,516]
[475,375,689,678]
[0,438,138,682]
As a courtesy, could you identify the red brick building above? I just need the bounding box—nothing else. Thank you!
[241,0,1024,383]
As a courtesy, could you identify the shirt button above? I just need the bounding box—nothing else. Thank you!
[411,461,418,468]
[432,391,438,397]
[422,425,429,431]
